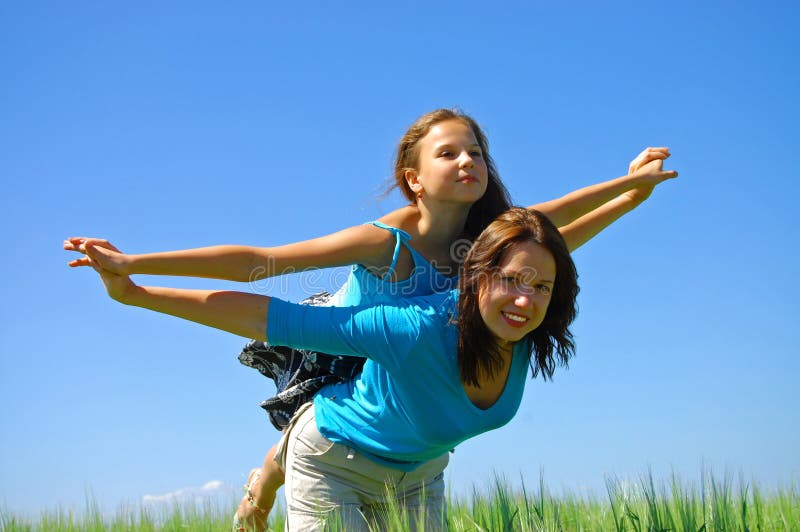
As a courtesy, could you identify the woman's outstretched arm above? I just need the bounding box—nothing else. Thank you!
[557,157,676,251]
[85,244,272,341]
[64,223,395,283]
[77,242,422,356]
[531,147,678,228]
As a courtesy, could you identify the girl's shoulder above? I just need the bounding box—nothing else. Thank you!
[375,205,420,236]
[342,222,406,272]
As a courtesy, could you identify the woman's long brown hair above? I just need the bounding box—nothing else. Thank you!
[457,208,579,387]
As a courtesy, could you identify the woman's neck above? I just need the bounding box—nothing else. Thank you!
[488,334,515,359]
[462,342,515,410]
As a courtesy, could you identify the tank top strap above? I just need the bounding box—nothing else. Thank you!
[366,221,413,280]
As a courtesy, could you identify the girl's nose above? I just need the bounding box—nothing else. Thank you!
[459,153,475,168]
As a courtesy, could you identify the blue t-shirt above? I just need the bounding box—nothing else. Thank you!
[267,290,530,471]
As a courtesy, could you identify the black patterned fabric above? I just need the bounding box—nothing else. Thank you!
[238,292,365,431]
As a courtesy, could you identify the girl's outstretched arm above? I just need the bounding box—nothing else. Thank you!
[85,244,272,341]
[557,157,676,251]
[80,243,422,353]
[64,224,395,283]
[531,147,678,228]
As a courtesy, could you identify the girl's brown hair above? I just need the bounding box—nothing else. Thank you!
[389,109,513,240]
[457,208,579,386]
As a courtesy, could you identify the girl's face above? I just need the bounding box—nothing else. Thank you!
[407,119,489,205]
[477,241,556,351]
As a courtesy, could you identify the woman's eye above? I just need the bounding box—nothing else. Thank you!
[503,277,529,291]
[538,285,552,295]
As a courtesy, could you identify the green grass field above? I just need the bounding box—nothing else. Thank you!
[3,470,798,531]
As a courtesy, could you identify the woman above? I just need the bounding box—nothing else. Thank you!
[74,207,579,531]
[65,109,676,529]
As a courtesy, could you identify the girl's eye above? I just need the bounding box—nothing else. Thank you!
[440,150,453,157]
[470,150,483,158]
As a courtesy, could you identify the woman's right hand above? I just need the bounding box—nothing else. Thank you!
[65,240,137,303]
[64,237,131,275]
[92,257,137,303]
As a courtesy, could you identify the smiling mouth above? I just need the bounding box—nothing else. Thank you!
[502,311,529,326]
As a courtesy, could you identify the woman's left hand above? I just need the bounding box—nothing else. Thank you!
[625,147,678,203]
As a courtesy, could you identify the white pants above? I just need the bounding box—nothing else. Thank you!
[278,403,449,531]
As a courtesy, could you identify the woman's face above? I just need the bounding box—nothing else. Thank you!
[407,119,488,205]
[478,240,556,350]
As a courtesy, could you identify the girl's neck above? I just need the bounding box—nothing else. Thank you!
[414,200,472,247]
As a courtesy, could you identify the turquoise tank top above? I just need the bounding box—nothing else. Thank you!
[326,221,457,307]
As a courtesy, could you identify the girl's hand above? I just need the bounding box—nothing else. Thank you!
[627,147,679,187]
[629,147,669,173]
[64,237,131,275]
[84,243,137,303]
[622,158,662,204]
[623,147,679,204]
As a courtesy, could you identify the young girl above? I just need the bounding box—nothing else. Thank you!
[65,109,677,530]
[75,207,579,531]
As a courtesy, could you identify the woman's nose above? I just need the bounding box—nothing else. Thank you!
[514,292,533,309]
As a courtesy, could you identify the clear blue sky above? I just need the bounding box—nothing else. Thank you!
[2,0,798,518]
